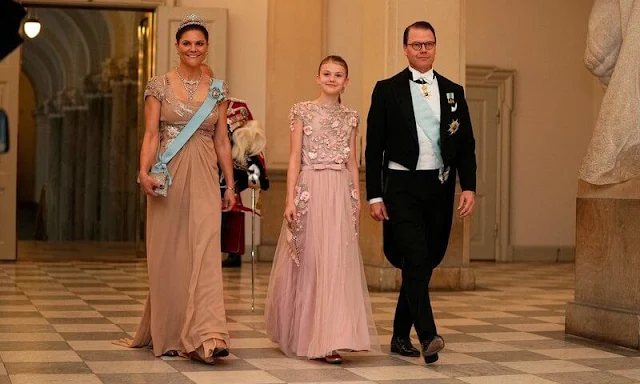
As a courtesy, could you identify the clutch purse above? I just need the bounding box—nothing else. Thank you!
[149,172,168,197]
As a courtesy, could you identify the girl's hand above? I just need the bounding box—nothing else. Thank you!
[284,202,297,225]
[354,199,361,233]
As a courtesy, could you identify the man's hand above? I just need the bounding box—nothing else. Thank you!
[369,201,389,221]
[458,191,476,217]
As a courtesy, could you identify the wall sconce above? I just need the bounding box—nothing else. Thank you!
[24,17,41,38]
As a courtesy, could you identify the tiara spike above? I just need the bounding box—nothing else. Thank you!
[178,13,206,31]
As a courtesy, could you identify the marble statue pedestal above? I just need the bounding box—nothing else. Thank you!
[566,178,640,350]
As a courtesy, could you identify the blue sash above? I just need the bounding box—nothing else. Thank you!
[151,78,225,186]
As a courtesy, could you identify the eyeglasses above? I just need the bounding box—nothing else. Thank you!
[407,41,436,51]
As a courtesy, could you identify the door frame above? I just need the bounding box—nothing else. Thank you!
[18,0,229,259]
[466,65,515,262]
[18,0,162,260]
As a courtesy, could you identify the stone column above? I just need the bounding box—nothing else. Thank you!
[108,82,127,240]
[125,81,138,241]
[73,106,88,240]
[84,95,104,240]
[46,114,63,241]
[33,110,49,209]
[258,0,326,261]
[263,0,326,170]
[59,106,77,240]
[99,94,113,240]
[566,179,640,350]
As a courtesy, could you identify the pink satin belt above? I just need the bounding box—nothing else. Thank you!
[301,163,346,171]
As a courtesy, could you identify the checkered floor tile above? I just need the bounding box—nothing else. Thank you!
[0,258,639,384]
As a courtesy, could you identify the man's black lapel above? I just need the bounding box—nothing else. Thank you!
[436,71,451,143]
[392,68,418,144]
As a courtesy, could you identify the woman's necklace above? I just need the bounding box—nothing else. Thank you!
[175,67,203,101]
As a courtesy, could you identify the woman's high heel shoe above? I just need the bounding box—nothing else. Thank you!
[188,351,215,365]
[324,351,342,364]
[213,339,229,358]
[213,347,229,357]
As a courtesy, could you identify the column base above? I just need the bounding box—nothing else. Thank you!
[566,301,640,350]
[364,264,476,292]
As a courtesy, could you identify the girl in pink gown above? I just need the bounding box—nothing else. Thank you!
[264,56,379,364]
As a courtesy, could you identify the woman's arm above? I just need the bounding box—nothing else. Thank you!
[213,101,236,211]
[138,96,161,196]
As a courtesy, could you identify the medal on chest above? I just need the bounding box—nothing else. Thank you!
[420,84,430,98]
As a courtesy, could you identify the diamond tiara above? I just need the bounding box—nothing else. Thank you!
[178,14,206,31]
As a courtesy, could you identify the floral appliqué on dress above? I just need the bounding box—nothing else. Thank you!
[287,101,360,264]
[348,181,359,235]
[289,184,310,266]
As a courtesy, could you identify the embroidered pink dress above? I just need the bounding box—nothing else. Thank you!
[264,101,379,359]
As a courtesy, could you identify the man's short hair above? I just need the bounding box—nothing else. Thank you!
[403,21,436,45]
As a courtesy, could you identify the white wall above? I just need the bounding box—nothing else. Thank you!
[466,0,603,249]
[176,0,267,126]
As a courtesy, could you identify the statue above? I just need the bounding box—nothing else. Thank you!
[580,0,640,184]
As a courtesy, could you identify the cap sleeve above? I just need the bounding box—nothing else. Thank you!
[210,78,230,101]
[289,102,303,131]
[143,75,165,102]
[221,80,229,102]
[348,110,360,132]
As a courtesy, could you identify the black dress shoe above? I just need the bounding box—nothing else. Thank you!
[222,253,241,268]
[390,336,420,357]
[424,352,439,364]
[162,350,179,357]
[421,335,445,364]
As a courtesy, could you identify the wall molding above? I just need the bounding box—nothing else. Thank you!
[511,246,576,262]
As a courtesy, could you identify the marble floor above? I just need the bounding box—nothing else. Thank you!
[0,257,639,384]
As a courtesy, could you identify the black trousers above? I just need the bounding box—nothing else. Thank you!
[384,169,455,342]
